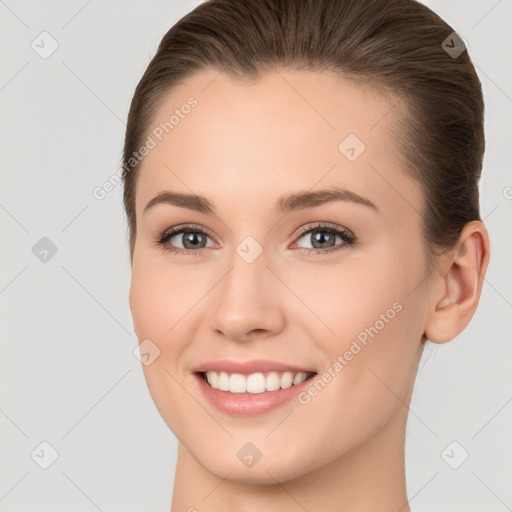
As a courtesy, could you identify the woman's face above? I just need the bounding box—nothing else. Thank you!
[129,68,431,482]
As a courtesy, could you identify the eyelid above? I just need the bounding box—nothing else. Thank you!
[294,221,349,237]
[161,223,219,243]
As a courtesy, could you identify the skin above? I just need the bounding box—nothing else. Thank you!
[128,68,490,512]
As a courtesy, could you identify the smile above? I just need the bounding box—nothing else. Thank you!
[200,370,316,394]
[193,369,318,416]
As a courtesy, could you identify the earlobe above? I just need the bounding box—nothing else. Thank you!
[424,220,490,344]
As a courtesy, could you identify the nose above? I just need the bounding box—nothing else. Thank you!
[208,250,286,342]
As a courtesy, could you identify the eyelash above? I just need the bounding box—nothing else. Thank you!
[153,222,356,257]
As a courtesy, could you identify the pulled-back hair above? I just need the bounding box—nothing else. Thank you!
[122,0,484,273]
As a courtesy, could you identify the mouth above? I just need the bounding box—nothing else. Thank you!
[196,370,317,395]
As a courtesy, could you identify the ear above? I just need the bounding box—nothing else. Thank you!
[424,220,490,344]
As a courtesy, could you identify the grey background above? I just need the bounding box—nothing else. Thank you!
[0,0,511,510]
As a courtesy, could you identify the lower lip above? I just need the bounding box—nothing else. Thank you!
[194,372,316,416]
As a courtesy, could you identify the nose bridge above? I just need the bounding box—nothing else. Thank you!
[209,240,285,339]
[219,242,272,309]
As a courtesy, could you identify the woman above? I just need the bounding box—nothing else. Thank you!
[122,0,490,510]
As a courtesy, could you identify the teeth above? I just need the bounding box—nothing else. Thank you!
[229,373,247,393]
[204,370,310,394]
[293,372,307,385]
[247,372,266,393]
[218,372,230,391]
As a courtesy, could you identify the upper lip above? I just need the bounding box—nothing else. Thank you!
[191,359,316,375]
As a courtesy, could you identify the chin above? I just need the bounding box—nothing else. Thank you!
[190,440,321,485]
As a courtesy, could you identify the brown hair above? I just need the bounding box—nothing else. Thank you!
[122,0,484,273]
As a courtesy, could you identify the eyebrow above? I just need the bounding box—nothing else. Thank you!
[143,186,379,215]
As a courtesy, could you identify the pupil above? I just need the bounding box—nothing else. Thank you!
[184,232,205,249]
[313,230,334,248]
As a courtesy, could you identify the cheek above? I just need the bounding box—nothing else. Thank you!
[129,257,193,339]
[129,264,200,432]
[129,269,165,339]
[296,301,423,461]
[305,244,425,406]
[129,260,203,378]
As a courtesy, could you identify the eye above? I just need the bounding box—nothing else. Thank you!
[291,222,356,254]
[154,222,356,257]
[153,224,216,257]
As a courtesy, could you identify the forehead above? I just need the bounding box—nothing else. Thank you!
[135,68,422,221]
